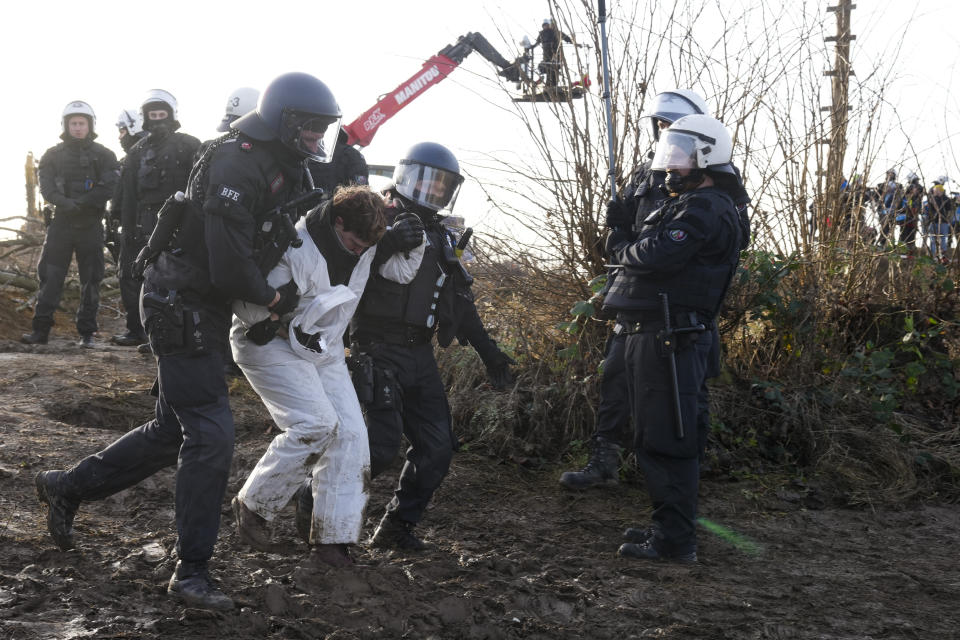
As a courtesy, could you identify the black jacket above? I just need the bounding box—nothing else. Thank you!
[38,135,119,226]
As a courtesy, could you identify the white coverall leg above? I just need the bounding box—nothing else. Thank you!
[237,354,369,544]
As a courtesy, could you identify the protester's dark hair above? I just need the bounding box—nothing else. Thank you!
[331,185,387,244]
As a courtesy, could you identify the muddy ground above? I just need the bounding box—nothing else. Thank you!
[1,293,959,640]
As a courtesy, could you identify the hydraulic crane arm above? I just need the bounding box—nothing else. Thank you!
[343,32,512,148]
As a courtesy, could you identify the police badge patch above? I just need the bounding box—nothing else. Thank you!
[218,185,243,202]
[668,229,688,242]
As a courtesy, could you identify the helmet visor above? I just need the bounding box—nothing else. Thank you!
[393,163,464,212]
[651,129,701,171]
[283,110,342,163]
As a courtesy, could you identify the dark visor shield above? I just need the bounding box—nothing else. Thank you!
[651,130,700,171]
[282,110,342,163]
[393,163,464,212]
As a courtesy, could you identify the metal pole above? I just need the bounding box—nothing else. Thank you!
[598,0,617,201]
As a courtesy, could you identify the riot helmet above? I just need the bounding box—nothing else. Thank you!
[543,17,554,27]
[232,72,342,163]
[392,142,464,213]
[62,100,96,137]
[641,89,710,142]
[652,114,734,194]
[116,108,142,136]
[140,89,180,133]
[217,87,260,132]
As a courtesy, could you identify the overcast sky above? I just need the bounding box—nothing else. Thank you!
[2,0,958,239]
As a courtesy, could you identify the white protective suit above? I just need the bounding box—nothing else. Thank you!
[231,216,424,544]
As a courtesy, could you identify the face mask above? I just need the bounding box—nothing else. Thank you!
[665,169,704,195]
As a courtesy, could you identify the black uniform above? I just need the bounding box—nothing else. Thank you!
[352,198,507,525]
[605,185,742,557]
[53,132,304,574]
[308,128,369,196]
[33,132,119,336]
[116,129,200,337]
[530,25,573,86]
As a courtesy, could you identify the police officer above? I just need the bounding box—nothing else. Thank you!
[349,142,514,550]
[604,115,744,563]
[527,17,574,87]
[116,108,146,153]
[559,89,712,490]
[308,127,369,196]
[22,101,119,347]
[111,90,200,346]
[34,72,342,610]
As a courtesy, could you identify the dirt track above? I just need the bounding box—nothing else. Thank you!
[1,301,959,639]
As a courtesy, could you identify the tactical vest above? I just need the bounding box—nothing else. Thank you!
[355,225,450,333]
[605,189,740,317]
[135,133,198,206]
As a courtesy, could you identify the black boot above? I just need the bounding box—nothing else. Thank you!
[369,512,428,551]
[294,480,313,544]
[111,330,146,347]
[232,497,275,552]
[21,329,49,345]
[558,437,621,490]
[167,561,234,610]
[78,334,95,349]
[618,540,697,564]
[35,470,80,550]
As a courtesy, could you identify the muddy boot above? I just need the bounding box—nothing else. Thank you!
[618,540,697,564]
[309,544,354,568]
[167,561,234,610]
[21,330,49,345]
[35,470,80,551]
[293,481,313,544]
[232,497,274,551]
[369,512,428,551]
[623,525,658,544]
[558,437,620,490]
[111,330,146,347]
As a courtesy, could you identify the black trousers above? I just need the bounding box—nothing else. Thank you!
[624,327,712,554]
[32,220,104,335]
[63,351,234,566]
[117,235,147,335]
[593,331,631,444]
[364,341,454,525]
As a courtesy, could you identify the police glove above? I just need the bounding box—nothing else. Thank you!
[268,280,300,317]
[245,318,282,346]
[57,199,81,216]
[484,350,517,391]
[379,213,425,255]
[605,198,633,229]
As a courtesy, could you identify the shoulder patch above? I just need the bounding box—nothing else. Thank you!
[270,173,285,194]
[668,229,688,242]
[217,184,243,203]
[240,141,253,152]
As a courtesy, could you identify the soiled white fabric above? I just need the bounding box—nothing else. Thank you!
[231,217,423,544]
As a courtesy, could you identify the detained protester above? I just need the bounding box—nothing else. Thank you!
[35,72,341,610]
[604,115,744,563]
[230,185,425,568]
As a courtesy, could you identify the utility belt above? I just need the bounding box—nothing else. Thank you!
[140,287,210,357]
[617,309,707,335]
[352,324,435,347]
[346,347,399,410]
